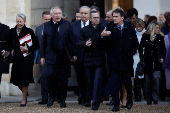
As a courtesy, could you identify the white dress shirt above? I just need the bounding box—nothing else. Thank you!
[81,20,90,28]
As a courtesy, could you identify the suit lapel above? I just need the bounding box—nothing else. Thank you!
[78,21,81,31]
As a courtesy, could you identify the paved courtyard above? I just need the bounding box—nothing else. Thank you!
[0,91,170,113]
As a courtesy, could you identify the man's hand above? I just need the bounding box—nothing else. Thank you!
[41,58,46,66]
[160,58,164,63]
[11,49,14,56]
[86,38,92,47]
[20,43,28,52]
[72,56,77,62]
[101,27,111,36]
[1,50,5,56]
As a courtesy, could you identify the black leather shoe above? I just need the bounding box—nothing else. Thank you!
[20,103,26,107]
[85,102,91,107]
[92,102,99,110]
[38,100,48,104]
[47,98,54,107]
[112,106,120,112]
[153,100,158,104]
[106,99,113,105]
[60,101,66,108]
[121,105,126,108]
[126,100,133,109]
[78,97,83,104]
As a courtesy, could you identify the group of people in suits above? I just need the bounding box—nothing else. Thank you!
[0,4,169,112]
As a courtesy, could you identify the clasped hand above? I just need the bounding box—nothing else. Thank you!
[20,43,28,52]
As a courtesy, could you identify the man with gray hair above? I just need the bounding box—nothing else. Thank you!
[40,6,77,108]
[71,6,90,106]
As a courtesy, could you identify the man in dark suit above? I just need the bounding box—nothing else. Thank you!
[77,11,106,110]
[71,6,90,106]
[40,6,77,108]
[101,9,139,111]
[35,11,51,104]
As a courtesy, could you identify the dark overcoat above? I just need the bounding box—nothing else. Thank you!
[76,23,106,67]
[139,33,166,73]
[0,23,10,74]
[103,22,139,71]
[7,25,38,87]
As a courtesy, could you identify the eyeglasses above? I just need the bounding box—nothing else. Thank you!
[16,21,24,24]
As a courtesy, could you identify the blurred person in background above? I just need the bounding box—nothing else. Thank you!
[139,22,166,105]
[133,18,146,102]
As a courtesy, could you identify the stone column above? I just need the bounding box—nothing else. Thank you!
[0,0,31,96]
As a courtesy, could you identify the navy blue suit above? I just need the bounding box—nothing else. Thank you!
[71,20,86,101]
[40,19,77,102]
[35,24,48,101]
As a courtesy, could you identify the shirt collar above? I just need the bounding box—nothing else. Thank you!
[117,23,124,30]
[53,20,56,24]
[81,20,89,26]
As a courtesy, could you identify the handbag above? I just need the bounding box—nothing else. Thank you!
[135,56,145,76]
[3,51,13,63]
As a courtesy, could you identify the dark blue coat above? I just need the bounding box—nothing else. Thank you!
[103,22,139,71]
[40,19,77,65]
[71,20,84,63]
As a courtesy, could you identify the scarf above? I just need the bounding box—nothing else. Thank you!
[50,18,63,51]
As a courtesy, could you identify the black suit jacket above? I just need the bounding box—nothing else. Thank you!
[40,19,77,65]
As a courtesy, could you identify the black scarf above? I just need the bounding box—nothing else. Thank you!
[50,18,63,51]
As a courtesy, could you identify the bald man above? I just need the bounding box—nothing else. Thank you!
[105,10,113,23]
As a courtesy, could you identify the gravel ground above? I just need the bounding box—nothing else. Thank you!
[0,102,170,113]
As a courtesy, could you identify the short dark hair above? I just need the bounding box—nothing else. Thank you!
[90,11,99,18]
[76,9,79,13]
[145,14,150,18]
[90,6,99,12]
[127,8,138,18]
[148,16,157,24]
[113,9,125,17]
[42,11,50,17]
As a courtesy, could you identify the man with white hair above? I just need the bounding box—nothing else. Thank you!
[40,6,77,108]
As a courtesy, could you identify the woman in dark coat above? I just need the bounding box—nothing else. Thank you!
[0,23,10,97]
[4,13,38,106]
[139,22,166,105]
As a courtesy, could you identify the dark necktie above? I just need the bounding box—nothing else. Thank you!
[118,26,121,31]
[83,23,86,27]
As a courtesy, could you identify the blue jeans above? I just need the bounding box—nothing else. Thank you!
[85,66,103,103]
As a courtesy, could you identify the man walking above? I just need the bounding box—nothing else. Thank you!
[77,11,106,110]
[101,9,139,111]
[35,11,51,105]
[71,6,90,105]
[40,6,77,108]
